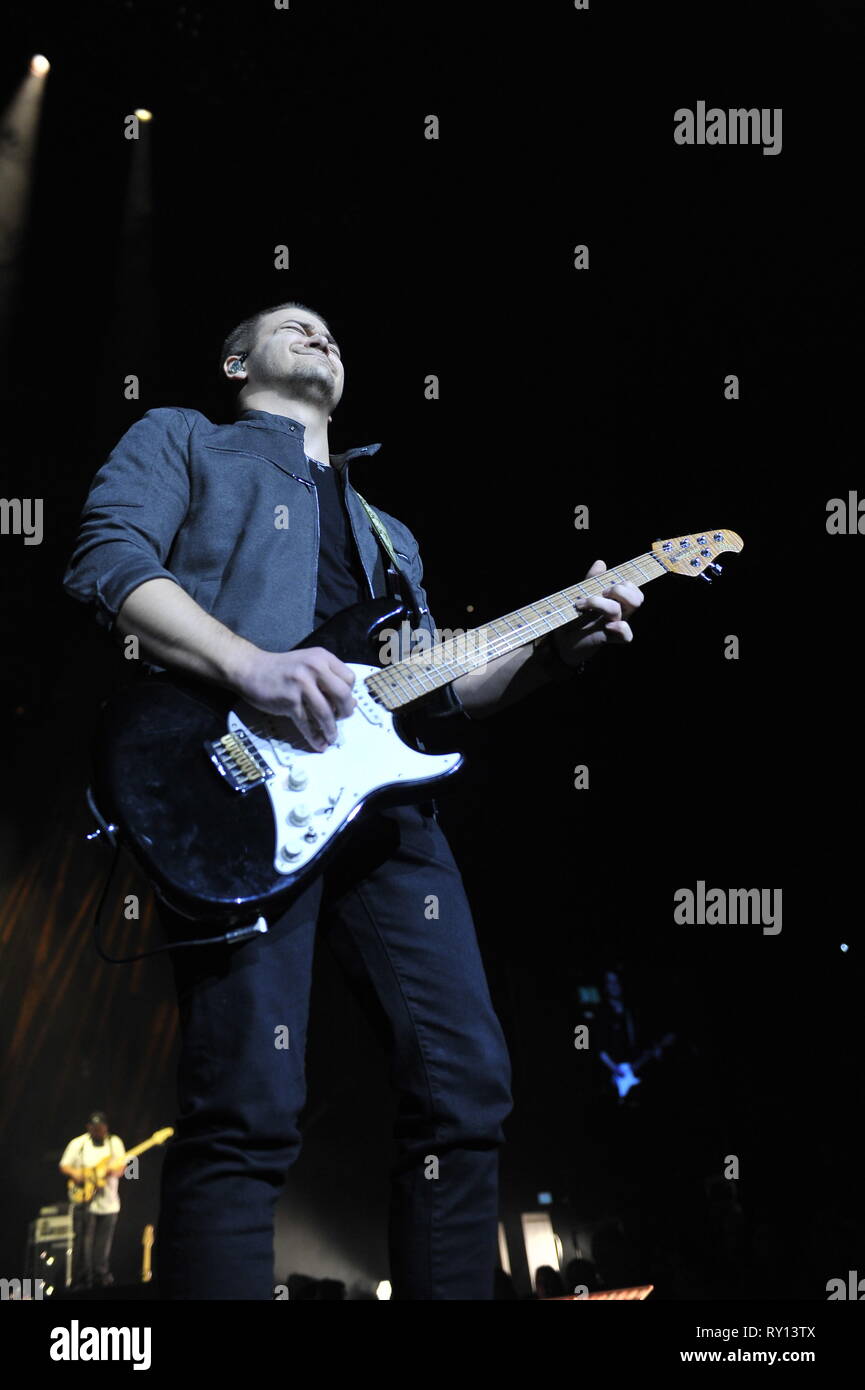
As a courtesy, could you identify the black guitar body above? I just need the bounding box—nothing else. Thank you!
[91,594,453,929]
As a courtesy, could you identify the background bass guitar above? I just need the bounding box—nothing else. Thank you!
[603,1033,677,1100]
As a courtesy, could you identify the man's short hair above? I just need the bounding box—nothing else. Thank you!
[219,301,330,382]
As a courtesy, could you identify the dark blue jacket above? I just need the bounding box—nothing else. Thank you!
[63,407,465,720]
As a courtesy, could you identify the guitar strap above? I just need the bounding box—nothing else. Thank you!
[353,489,402,572]
[353,489,421,625]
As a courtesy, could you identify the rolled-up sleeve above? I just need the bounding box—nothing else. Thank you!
[63,408,192,630]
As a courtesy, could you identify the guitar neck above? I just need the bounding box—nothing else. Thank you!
[116,1136,162,1164]
[365,551,668,711]
[633,1035,675,1073]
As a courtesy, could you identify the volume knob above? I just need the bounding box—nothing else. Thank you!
[288,768,309,791]
[288,804,311,826]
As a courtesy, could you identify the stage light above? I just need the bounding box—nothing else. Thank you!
[840,942,848,952]
[375,1280,392,1300]
[521,1210,561,1287]
[134,108,153,122]
[29,55,50,77]
[498,1221,512,1276]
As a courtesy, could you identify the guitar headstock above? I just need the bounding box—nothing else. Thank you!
[652,529,743,577]
[152,1127,174,1145]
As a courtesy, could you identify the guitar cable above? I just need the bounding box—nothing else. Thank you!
[89,823,268,963]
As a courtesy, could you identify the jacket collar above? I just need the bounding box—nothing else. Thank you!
[237,409,381,465]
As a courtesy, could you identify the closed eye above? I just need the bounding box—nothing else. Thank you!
[279,321,340,352]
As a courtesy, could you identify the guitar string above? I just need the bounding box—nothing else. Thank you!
[365,534,736,705]
[364,553,671,706]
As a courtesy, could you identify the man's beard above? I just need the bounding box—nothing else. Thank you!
[283,359,337,408]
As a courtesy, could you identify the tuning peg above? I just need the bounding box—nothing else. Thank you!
[709,562,723,576]
[699,573,712,583]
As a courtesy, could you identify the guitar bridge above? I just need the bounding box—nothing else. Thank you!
[206,730,273,793]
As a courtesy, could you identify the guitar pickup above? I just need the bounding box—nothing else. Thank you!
[206,731,273,793]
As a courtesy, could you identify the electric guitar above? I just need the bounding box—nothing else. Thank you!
[604,1033,677,1099]
[141,1225,154,1283]
[89,530,742,932]
[67,1127,174,1204]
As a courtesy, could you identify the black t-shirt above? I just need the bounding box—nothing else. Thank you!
[311,459,370,627]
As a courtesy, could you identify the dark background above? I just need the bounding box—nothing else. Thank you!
[0,0,860,1300]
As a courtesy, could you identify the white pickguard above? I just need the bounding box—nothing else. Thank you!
[226,663,462,875]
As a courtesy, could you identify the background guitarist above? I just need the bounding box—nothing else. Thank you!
[59,1111,126,1289]
[62,299,646,1300]
[597,968,641,1097]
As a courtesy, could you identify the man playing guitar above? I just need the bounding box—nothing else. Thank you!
[59,1111,126,1289]
[63,300,645,1299]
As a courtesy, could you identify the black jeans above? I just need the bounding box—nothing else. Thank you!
[155,804,513,1300]
[72,1207,118,1285]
